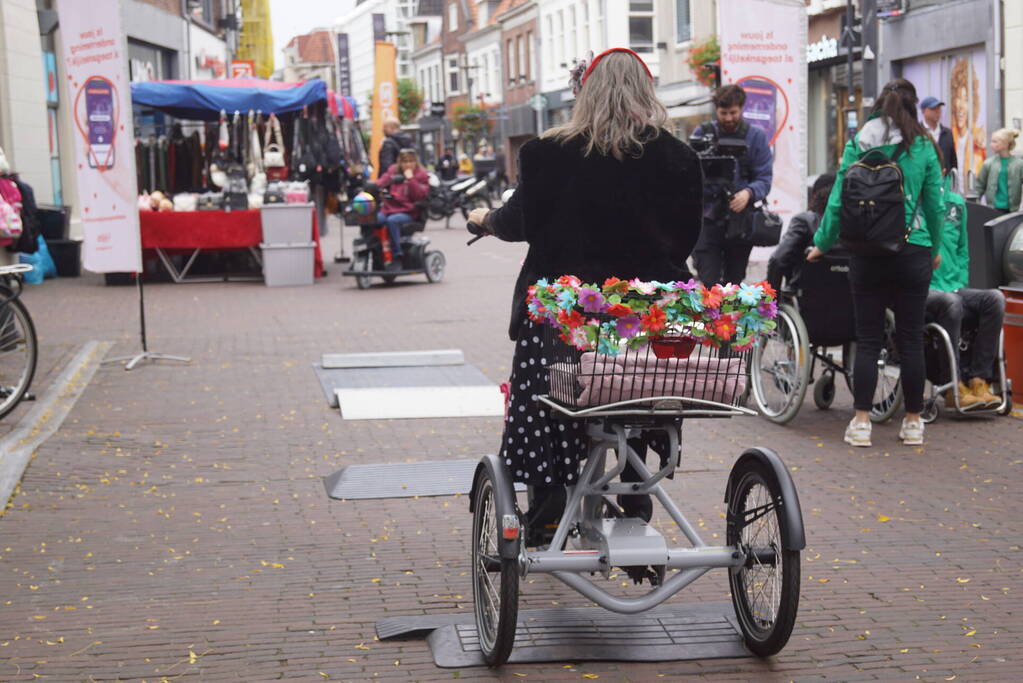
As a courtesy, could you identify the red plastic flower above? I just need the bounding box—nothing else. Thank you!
[606,303,634,317]
[702,284,724,308]
[557,274,581,288]
[602,277,630,294]
[756,280,777,300]
[641,305,667,333]
[712,318,736,341]
[557,309,585,329]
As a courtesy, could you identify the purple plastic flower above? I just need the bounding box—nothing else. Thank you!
[703,307,721,320]
[677,278,701,291]
[758,300,778,318]
[615,315,642,338]
[578,287,606,313]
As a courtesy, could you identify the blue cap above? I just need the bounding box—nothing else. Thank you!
[920,96,944,110]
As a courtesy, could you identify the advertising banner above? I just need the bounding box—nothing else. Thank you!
[369,41,398,180]
[902,47,987,188]
[57,0,141,273]
[718,0,807,224]
[336,34,352,96]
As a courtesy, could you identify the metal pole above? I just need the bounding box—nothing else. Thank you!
[846,0,855,111]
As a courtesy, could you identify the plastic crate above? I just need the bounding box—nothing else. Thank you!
[260,203,313,244]
[45,239,81,277]
[260,242,315,287]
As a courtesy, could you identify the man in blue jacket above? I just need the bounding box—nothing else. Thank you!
[690,84,774,286]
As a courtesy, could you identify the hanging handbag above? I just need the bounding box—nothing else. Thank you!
[263,114,287,179]
[209,111,230,188]
[750,203,783,247]
[247,110,264,178]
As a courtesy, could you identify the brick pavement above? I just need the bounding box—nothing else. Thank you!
[0,219,1021,681]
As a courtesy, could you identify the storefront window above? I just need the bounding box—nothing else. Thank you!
[676,0,691,44]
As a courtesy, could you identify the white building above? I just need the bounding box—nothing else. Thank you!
[334,0,419,115]
[463,2,504,107]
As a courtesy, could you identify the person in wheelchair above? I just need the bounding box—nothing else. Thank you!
[377,149,429,270]
[766,173,835,293]
[925,176,1006,409]
[464,48,704,553]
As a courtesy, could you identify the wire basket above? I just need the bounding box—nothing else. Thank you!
[542,320,752,417]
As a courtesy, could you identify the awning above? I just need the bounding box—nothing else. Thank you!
[130,78,329,120]
[327,90,360,119]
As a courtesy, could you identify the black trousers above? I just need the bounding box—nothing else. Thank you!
[925,288,1006,381]
[693,217,753,286]
[849,245,933,414]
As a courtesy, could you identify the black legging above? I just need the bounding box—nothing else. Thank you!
[849,245,932,414]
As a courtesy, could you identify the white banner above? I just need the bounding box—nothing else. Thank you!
[57,0,141,273]
[718,0,807,224]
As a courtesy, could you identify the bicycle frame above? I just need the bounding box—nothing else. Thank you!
[519,420,747,615]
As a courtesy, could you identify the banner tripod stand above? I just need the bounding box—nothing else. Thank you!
[102,274,190,371]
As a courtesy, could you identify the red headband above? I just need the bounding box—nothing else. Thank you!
[580,48,654,88]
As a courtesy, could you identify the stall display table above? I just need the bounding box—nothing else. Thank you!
[139,208,323,283]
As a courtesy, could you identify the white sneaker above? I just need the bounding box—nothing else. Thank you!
[899,418,924,446]
[844,419,872,447]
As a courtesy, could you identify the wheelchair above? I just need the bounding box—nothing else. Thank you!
[921,320,1013,422]
[749,254,903,424]
[469,320,804,665]
[341,183,446,289]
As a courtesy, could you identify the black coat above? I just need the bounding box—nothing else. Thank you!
[485,130,704,340]
[378,132,412,175]
[935,125,958,176]
[766,210,818,292]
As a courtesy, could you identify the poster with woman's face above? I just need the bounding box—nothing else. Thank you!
[902,47,987,188]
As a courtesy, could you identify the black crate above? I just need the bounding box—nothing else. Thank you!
[36,205,70,241]
[45,239,81,277]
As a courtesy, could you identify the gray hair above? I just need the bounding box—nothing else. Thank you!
[542,51,668,160]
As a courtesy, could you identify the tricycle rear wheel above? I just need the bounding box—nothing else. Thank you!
[471,473,519,665]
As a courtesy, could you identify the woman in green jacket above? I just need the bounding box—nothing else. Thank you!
[974,128,1023,213]
[807,78,944,448]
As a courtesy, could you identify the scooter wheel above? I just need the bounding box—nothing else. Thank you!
[424,251,445,283]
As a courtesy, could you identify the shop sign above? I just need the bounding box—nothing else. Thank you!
[429,101,445,117]
[807,35,838,64]
[195,52,226,77]
[44,51,59,104]
[230,60,255,78]
[335,34,351,96]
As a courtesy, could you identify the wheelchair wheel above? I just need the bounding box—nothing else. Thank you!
[424,251,445,283]
[921,397,940,424]
[727,457,800,657]
[471,471,519,666]
[812,371,835,410]
[870,310,902,423]
[750,303,810,424]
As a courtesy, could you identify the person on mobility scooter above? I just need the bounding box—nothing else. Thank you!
[465,49,804,665]
[343,149,446,288]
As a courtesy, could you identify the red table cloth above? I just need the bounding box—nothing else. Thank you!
[139,209,323,277]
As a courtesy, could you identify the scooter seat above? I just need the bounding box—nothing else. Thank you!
[400,222,425,237]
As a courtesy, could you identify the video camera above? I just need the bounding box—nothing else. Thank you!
[689,130,748,199]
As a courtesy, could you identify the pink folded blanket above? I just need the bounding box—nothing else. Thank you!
[564,352,746,407]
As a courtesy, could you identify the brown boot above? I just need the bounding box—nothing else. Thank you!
[967,377,1001,408]
[946,382,983,410]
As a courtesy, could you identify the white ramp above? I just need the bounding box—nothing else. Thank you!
[336,385,504,420]
[321,349,465,369]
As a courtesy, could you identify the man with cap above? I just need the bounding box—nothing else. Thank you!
[921,96,958,176]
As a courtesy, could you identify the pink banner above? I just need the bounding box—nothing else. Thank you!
[718,0,807,224]
[57,0,141,273]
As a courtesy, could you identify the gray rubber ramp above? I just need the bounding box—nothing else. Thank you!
[312,363,495,408]
[323,459,524,500]
[377,603,750,667]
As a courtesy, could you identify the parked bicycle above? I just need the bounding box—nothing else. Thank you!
[0,264,37,419]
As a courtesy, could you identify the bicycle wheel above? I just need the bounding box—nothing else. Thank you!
[471,472,519,665]
[727,458,801,657]
[750,303,810,424]
[870,310,902,423]
[0,293,37,420]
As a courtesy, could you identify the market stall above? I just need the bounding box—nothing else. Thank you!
[128,78,363,284]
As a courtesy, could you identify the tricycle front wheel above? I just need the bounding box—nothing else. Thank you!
[726,458,801,657]
[471,473,519,665]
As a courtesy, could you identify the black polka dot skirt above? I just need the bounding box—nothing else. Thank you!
[500,321,587,486]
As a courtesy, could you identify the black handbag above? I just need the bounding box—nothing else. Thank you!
[725,201,782,247]
[197,192,224,210]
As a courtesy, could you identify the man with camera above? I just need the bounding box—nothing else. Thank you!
[690,84,774,286]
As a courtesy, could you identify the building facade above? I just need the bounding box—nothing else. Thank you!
[282,30,336,84]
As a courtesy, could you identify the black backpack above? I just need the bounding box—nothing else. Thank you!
[838,145,921,255]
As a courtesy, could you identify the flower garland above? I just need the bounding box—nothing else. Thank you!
[526,276,778,354]
[687,36,720,89]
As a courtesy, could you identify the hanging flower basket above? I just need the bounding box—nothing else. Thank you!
[687,36,720,89]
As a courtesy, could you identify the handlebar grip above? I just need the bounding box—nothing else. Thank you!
[467,221,486,245]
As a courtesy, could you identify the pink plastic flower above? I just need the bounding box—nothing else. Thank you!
[616,315,642,338]
[578,287,606,313]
